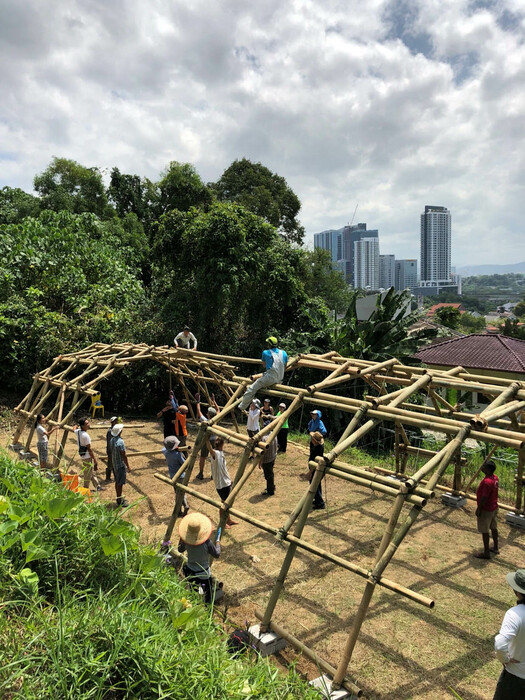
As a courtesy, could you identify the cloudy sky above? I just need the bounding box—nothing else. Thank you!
[1,0,524,266]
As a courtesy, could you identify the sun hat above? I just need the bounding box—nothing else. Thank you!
[266,336,278,347]
[253,399,261,408]
[279,403,286,408]
[310,431,324,445]
[506,569,525,595]
[110,416,118,423]
[264,398,271,403]
[164,435,180,451]
[207,407,217,417]
[111,423,124,437]
[310,410,319,416]
[179,405,188,413]
[178,512,212,546]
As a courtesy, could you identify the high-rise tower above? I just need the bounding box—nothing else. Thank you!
[420,205,451,286]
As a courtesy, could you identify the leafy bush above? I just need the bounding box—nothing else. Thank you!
[0,453,318,699]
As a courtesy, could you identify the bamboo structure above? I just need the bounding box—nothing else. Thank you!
[11,342,525,694]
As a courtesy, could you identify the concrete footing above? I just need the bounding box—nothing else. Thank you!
[309,675,356,699]
[248,624,287,657]
[505,512,525,530]
[441,492,467,508]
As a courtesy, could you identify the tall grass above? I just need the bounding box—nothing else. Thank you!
[0,451,318,699]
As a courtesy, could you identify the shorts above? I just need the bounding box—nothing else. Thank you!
[477,508,498,533]
[200,435,216,459]
[247,429,258,439]
[37,441,48,464]
[216,485,231,502]
[113,463,127,487]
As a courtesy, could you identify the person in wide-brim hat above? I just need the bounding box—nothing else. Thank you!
[178,512,213,546]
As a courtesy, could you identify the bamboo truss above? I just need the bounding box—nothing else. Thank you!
[11,342,525,693]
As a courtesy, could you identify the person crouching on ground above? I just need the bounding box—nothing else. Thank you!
[493,568,525,699]
[259,415,278,496]
[110,423,131,508]
[35,413,56,470]
[162,435,189,516]
[475,460,499,559]
[75,417,103,491]
[178,512,220,604]
[309,431,326,510]
[206,436,237,529]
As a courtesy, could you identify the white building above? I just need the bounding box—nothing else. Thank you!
[354,237,379,290]
[379,254,396,289]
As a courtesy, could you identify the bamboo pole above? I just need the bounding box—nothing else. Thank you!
[253,611,362,697]
[260,462,326,632]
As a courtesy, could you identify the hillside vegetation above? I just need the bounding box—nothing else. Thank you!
[0,452,317,699]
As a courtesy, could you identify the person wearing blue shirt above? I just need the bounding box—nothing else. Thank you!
[240,336,288,410]
[307,409,327,437]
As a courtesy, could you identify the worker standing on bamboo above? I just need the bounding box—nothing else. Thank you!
[240,336,288,410]
[474,460,499,559]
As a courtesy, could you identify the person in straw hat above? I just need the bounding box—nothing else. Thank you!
[178,512,220,603]
[308,430,326,510]
[493,569,525,698]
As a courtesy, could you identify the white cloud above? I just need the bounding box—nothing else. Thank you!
[0,0,524,265]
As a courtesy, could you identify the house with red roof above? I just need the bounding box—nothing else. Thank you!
[426,302,464,317]
[412,334,525,411]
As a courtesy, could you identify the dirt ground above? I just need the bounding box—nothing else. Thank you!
[6,415,525,700]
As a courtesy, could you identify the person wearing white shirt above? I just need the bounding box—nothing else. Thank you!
[174,326,197,349]
[493,568,525,699]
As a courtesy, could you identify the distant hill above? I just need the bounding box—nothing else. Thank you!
[457,262,525,277]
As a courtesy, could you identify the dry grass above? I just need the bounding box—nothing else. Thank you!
[6,417,525,700]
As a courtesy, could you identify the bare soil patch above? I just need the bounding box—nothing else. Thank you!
[5,416,524,700]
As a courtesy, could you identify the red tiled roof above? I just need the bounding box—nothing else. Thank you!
[427,303,463,317]
[413,334,525,374]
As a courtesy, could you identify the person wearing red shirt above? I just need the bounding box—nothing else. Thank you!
[475,460,499,560]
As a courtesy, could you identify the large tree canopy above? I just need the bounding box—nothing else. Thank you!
[0,186,41,224]
[33,157,112,219]
[212,158,304,245]
[151,201,307,352]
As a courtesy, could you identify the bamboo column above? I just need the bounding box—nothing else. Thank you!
[259,460,327,632]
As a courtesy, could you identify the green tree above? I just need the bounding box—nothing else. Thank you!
[212,158,304,245]
[0,211,149,389]
[501,318,525,339]
[514,300,525,318]
[151,201,307,352]
[301,248,350,313]
[0,186,41,224]
[435,306,461,329]
[33,157,112,219]
[154,161,212,219]
[459,312,485,333]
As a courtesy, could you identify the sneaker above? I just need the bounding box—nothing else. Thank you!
[312,503,326,510]
[96,485,106,491]
[196,473,204,480]
[116,499,130,508]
